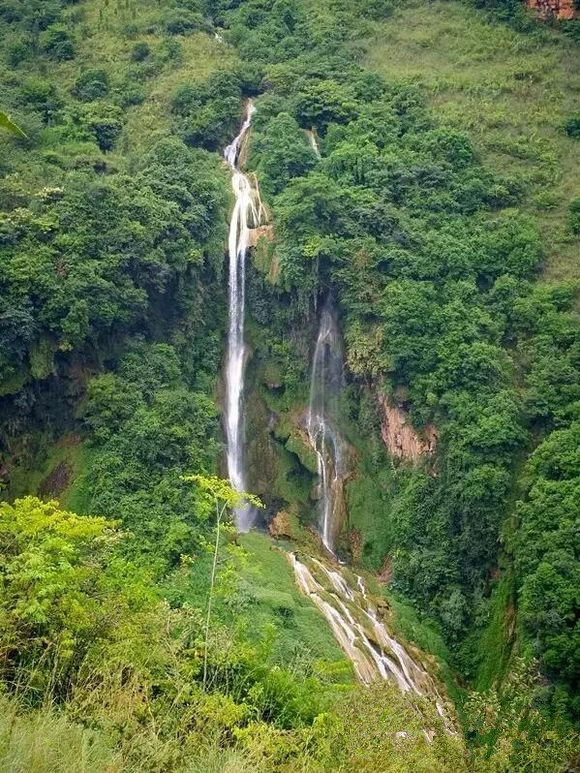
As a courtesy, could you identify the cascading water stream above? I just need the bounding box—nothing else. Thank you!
[223,103,263,530]
[306,303,346,552]
[306,129,321,159]
[298,304,454,735]
[290,554,452,735]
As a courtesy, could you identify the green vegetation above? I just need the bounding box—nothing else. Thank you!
[0,0,578,769]
[364,0,579,281]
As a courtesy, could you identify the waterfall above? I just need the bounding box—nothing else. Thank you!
[306,129,321,159]
[306,302,346,552]
[223,103,262,531]
[290,554,453,735]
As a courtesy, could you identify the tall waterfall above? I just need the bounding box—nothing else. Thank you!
[307,302,346,553]
[223,103,262,531]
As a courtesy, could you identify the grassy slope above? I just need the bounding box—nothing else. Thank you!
[1,0,237,183]
[238,533,354,681]
[364,0,579,281]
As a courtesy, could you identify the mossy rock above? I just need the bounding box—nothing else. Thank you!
[285,429,318,474]
[29,338,55,380]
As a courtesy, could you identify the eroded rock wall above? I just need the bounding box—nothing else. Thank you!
[377,393,436,462]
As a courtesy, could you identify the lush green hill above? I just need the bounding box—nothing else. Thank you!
[0,0,578,770]
[364,0,579,281]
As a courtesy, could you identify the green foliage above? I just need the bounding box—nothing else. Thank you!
[72,69,110,102]
[511,424,580,717]
[131,41,150,61]
[171,70,243,150]
[465,659,579,771]
[295,80,358,133]
[164,9,206,36]
[0,497,159,699]
[40,25,75,61]
[249,111,316,197]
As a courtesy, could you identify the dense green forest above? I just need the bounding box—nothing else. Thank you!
[0,0,578,770]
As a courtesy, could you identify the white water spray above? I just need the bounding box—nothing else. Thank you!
[224,103,264,530]
[306,303,346,552]
[290,554,452,734]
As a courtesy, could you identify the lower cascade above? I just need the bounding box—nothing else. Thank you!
[290,553,454,736]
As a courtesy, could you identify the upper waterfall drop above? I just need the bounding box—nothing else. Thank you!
[307,301,346,553]
[223,102,263,531]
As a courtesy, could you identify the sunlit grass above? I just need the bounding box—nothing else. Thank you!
[364,0,579,281]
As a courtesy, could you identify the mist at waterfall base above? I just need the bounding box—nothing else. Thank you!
[307,302,347,553]
[223,103,262,531]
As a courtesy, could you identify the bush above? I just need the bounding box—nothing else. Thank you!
[17,78,63,123]
[295,80,358,133]
[563,115,580,139]
[164,9,204,35]
[40,25,75,61]
[6,37,32,67]
[567,197,580,235]
[131,41,150,61]
[82,103,123,151]
[72,69,110,101]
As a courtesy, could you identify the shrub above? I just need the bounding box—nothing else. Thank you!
[82,103,123,151]
[295,80,358,133]
[568,197,580,235]
[131,41,150,61]
[72,69,110,102]
[17,77,63,123]
[164,9,204,35]
[6,37,32,67]
[40,25,75,61]
[563,115,580,139]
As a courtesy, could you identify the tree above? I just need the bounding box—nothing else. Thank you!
[182,475,262,689]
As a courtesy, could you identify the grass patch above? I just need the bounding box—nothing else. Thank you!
[364,0,579,281]
[236,532,354,684]
[0,696,117,773]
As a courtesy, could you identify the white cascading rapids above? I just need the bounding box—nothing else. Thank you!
[223,103,263,531]
[290,554,451,734]
[306,304,346,552]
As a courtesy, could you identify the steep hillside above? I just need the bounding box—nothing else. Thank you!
[364,0,579,280]
[0,0,578,770]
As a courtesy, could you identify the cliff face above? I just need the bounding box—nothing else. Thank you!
[527,0,579,20]
[377,393,436,462]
